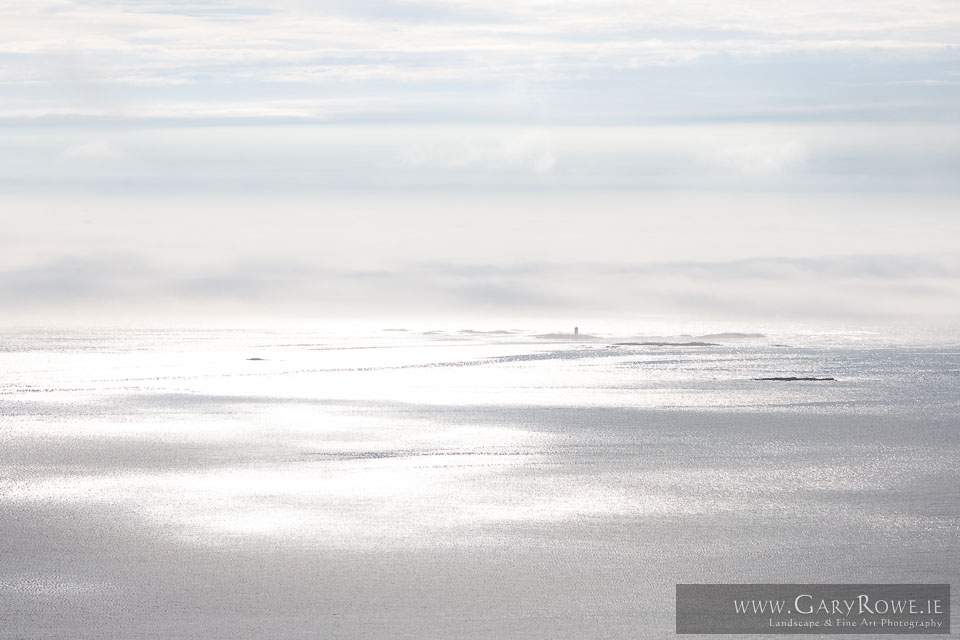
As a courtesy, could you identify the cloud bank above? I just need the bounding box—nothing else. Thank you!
[1,1,959,324]
[2,253,959,322]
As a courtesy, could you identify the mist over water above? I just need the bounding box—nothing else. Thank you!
[1,325,958,638]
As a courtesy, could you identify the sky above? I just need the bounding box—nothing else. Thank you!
[1,0,959,326]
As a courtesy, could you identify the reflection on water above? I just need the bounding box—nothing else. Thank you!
[1,327,958,638]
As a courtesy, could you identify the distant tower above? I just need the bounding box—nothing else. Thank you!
[574,326,579,336]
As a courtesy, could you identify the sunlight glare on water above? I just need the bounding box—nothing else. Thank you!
[1,324,958,638]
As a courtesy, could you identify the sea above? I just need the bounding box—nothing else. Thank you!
[1,323,958,639]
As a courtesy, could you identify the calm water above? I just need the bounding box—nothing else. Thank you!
[1,326,958,638]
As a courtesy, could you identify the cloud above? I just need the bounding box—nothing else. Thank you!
[402,130,557,177]
[59,140,129,160]
[0,256,155,303]
[1,1,958,124]
[4,123,958,194]
[612,255,960,280]
[1,253,958,321]
[702,140,807,174]
[501,131,557,174]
